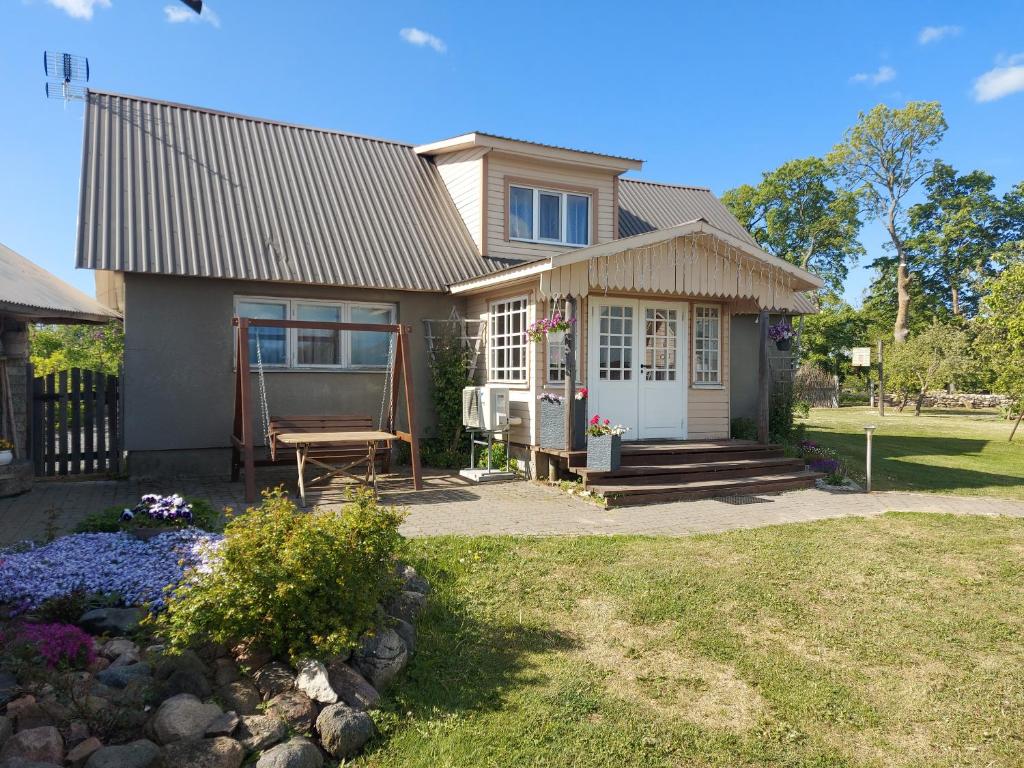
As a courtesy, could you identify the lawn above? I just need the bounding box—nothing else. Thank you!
[361,515,1024,767]
[800,405,1024,500]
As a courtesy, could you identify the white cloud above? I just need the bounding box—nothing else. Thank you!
[850,65,896,86]
[918,25,962,45]
[399,27,446,53]
[163,2,220,27]
[973,53,1024,102]
[46,0,110,20]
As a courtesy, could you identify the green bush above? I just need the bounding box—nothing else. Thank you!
[730,417,758,440]
[158,488,405,662]
[476,441,519,473]
[74,498,221,533]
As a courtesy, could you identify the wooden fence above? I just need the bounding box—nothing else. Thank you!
[31,368,121,476]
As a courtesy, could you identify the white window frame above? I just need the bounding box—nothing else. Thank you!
[235,298,290,368]
[488,295,529,385]
[545,299,581,385]
[693,304,721,386]
[233,296,396,371]
[508,185,590,247]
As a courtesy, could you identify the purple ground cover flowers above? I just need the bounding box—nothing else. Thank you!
[14,622,96,668]
[121,493,193,523]
[0,529,222,612]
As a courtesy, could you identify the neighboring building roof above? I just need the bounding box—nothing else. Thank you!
[415,132,643,173]
[76,91,511,292]
[618,179,757,246]
[0,242,118,324]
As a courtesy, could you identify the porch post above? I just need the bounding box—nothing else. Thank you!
[563,294,577,452]
[757,308,770,443]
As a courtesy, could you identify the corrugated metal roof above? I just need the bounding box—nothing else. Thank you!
[77,91,510,292]
[0,242,118,323]
[618,179,757,246]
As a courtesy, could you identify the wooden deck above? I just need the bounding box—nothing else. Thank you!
[572,439,821,507]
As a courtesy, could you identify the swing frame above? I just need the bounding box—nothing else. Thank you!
[230,316,423,503]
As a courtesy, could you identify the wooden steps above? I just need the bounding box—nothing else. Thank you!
[574,440,821,507]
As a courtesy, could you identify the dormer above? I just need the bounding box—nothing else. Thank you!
[416,132,642,260]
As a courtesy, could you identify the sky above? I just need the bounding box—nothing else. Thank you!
[1,0,1023,306]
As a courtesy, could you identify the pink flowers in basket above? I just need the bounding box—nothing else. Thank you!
[526,310,574,342]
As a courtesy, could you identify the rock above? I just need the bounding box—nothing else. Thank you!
[218,681,261,715]
[0,759,63,768]
[95,663,152,690]
[160,737,243,768]
[212,659,239,688]
[0,717,11,749]
[396,563,430,594]
[83,739,160,768]
[231,644,272,672]
[266,691,316,733]
[255,738,324,768]
[144,644,165,657]
[0,726,63,764]
[108,649,141,668]
[351,629,408,691]
[77,608,143,635]
[65,722,89,749]
[384,590,427,624]
[99,638,138,661]
[0,673,18,708]
[204,711,240,737]
[165,669,212,699]
[154,650,208,681]
[314,703,375,759]
[86,658,109,674]
[196,643,231,663]
[294,661,336,704]
[7,697,50,732]
[392,618,416,655]
[253,663,293,700]
[149,694,222,745]
[65,737,102,768]
[324,663,379,712]
[235,715,286,754]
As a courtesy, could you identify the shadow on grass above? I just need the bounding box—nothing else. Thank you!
[804,427,1022,494]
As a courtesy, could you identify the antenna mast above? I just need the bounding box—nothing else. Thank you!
[44,51,89,106]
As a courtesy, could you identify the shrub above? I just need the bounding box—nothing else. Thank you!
[476,441,519,473]
[158,488,405,662]
[75,497,221,534]
[7,622,96,669]
[730,417,758,440]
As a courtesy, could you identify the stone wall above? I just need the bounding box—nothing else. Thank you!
[883,391,1015,410]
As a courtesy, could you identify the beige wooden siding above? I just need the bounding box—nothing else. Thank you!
[465,282,542,445]
[433,148,487,253]
[486,152,616,262]
[687,308,731,439]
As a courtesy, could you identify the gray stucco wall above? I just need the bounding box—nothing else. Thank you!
[730,314,759,423]
[122,273,462,476]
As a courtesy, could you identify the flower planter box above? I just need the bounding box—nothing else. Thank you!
[538,399,587,451]
[586,433,622,472]
[130,525,181,541]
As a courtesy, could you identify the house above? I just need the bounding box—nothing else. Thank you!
[0,241,119,496]
[76,91,821,485]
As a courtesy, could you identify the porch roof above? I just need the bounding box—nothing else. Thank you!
[448,220,823,314]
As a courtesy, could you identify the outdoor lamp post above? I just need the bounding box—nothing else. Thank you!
[863,424,877,492]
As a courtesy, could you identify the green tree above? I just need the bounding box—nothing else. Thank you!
[885,320,969,415]
[721,156,864,294]
[829,102,947,343]
[29,322,124,376]
[976,262,1024,438]
[905,161,1000,317]
[798,294,866,380]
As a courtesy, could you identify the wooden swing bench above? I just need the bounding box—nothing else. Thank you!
[268,415,395,505]
[230,317,423,505]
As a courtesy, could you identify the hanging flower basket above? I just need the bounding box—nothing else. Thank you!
[768,321,794,351]
[526,311,574,343]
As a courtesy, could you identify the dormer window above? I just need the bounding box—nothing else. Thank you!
[509,185,590,246]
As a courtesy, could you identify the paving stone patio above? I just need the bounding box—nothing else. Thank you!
[1,468,1023,546]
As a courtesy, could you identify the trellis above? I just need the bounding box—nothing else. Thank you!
[422,308,486,379]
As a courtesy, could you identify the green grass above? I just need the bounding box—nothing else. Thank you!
[800,406,1024,500]
[360,516,1024,767]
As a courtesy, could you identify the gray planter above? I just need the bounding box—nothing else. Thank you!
[586,433,622,472]
[539,399,588,451]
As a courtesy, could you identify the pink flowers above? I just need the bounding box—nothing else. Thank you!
[574,387,588,401]
[12,622,96,669]
[526,311,574,342]
[586,415,628,437]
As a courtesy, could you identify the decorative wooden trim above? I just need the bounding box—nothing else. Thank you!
[503,175,599,247]
[612,175,620,240]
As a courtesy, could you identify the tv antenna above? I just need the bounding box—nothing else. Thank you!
[44,51,89,106]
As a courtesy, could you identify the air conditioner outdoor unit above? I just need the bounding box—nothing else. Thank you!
[462,386,510,431]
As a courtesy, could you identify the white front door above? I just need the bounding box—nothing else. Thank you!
[588,299,687,440]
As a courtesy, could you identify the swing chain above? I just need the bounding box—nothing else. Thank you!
[378,331,396,431]
[253,329,272,444]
